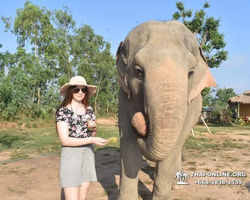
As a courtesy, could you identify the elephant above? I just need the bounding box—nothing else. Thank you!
[116,20,216,200]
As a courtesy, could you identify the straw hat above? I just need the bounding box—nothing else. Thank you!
[59,76,97,97]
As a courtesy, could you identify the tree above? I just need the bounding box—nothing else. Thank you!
[202,88,214,107]
[173,1,228,68]
[201,87,237,109]
[0,44,5,76]
[211,87,237,109]
[2,0,53,59]
[51,6,76,84]
[2,0,55,106]
[0,47,36,120]
[72,25,117,115]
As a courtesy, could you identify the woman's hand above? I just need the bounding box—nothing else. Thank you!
[92,137,108,146]
[87,120,97,132]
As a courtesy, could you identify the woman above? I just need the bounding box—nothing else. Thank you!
[56,76,108,200]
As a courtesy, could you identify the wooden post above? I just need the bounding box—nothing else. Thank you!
[200,116,212,135]
[237,103,240,118]
[191,128,194,137]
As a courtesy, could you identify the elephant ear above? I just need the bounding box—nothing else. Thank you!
[188,47,216,104]
[116,41,131,98]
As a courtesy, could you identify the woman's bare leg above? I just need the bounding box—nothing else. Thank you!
[63,187,79,200]
[79,182,91,200]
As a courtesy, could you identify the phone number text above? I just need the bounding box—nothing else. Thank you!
[194,179,243,185]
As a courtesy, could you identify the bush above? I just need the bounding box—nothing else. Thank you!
[212,108,223,124]
[32,123,38,128]
[225,109,233,124]
[235,116,245,126]
[17,122,23,126]
[25,123,31,128]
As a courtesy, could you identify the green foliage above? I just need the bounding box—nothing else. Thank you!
[225,109,233,124]
[235,116,245,126]
[211,87,237,108]
[212,108,221,115]
[173,1,228,68]
[202,87,236,109]
[202,87,213,106]
[32,123,38,128]
[0,1,117,121]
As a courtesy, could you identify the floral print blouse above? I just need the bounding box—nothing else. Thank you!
[56,106,96,138]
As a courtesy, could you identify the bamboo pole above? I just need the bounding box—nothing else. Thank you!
[200,116,212,135]
[191,128,194,137]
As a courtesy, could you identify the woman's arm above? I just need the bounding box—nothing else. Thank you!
[87,107,97,137]
[91,130,97,137]
[57,122,107,146]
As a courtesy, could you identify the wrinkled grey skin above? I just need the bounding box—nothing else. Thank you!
[116,20,216,200]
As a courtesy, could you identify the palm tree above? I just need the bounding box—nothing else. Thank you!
[182,172,190,182]
[174,170,183,182]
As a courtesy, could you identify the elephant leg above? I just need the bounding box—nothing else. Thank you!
[171,150,182,190]
[118,125,142,200]
[152,147,182,200]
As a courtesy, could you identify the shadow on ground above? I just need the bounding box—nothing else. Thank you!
[245,182,250,193]
[95,147,153,200]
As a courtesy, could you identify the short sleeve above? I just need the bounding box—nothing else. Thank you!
[56,107,70,122]
[86,106,96,121]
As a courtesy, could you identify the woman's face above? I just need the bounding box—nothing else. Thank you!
[72,86,88,103]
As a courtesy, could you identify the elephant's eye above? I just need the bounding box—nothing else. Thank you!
[188,69,194,79]
[135,68,144,80]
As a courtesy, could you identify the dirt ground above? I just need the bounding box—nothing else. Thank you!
[1,119,250,200]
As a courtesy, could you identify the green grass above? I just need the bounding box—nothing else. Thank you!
[0,124,119,161]
[230,158,239,162]
[188,166,197,171]
[0,128,61,159]
[195,124,250,134]
[237,133,250,136]
[183,137,222,151]
[187,161,197,165]
[222,139,249,149]
[184,137,249,152]
[1,123,249,162]
[184,125,250,152]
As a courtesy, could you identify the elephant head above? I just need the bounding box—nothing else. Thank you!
[116,20,216,162]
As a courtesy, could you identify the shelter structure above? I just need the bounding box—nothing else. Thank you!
[201,107,216,122]
[227,90,250,121]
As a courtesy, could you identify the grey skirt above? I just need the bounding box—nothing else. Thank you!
[60,145,97,188]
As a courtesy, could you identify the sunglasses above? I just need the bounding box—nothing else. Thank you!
[73,87,88,93]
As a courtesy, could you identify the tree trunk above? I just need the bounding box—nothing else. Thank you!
[94,76,102,115]
[35,40,37,60]
[94,89,99,116]
[37,87,40,105]
[106,102,109,115]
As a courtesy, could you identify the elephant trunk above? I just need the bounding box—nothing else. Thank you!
[135,60,188,162]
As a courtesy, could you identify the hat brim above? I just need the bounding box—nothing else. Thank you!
[60,83,97,97]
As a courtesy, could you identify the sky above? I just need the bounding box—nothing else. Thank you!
[0,0,249,95]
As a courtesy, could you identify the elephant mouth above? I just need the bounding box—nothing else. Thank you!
[131,112,148,137]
